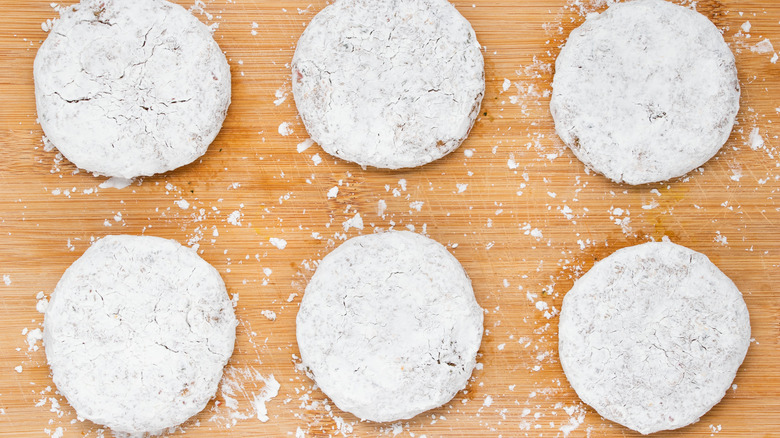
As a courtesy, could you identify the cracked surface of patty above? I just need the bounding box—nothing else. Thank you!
[558,241,751,434]
[296,231,483,422]
[44,235,237,435]
[34,0,231,178]
[292,0,484,169]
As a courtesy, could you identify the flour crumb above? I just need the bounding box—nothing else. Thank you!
[14,366,22,373]
[36,292,49,313]
[269,238,287,250]
[175,199,190,210]
[730,167,743,182]
[99,177,133,189]
[751,38,774,54]
[41,18,55,32]
[227,210,243,226]
[278,122,294,136]
[342,213,364,232]
[642,200,659,210]
[26,328,43,352]
[261,310,277,321]
[296,138,315,153]
[502,78,511,92]
[2,275,10,286]
[273,86,288,106]
[327,186,339,199]
[749,127,764,151]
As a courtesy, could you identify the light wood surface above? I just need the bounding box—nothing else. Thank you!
[1,0,779,436]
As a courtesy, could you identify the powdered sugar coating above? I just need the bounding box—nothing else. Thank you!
[34,0,231,179]
[559,242,750,434]
[44,235,237,435]
[296,231,483,422]
[550,0,740,185]
[292,0,485,169]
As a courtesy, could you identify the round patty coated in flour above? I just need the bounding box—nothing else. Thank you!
[550,0,740,185]
[292,0,485,169]
[44,235,237,435]
[34,0,231,179]
[559,242,751,434]
[296,231,484,422]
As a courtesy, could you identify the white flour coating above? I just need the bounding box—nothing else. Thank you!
[292,0,485,169]
[34,0,231,179]
[296,231,483,422]
[559,242,750,435]
[550,0,740,185]
[44,235,237,435]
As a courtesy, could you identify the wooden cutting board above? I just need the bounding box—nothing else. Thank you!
[1,0,778,436]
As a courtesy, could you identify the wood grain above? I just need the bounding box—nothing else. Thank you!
[1,0,779,437]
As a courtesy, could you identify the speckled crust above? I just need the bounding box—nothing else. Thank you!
[559,242,751,435]
[291,0,485,169]
[44,235,237,436]
[296,231,484,422]
[550,0,740,185]
[34,0,231,179]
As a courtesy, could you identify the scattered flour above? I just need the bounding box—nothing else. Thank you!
[559,405,586,436]
[209,367,280,427]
